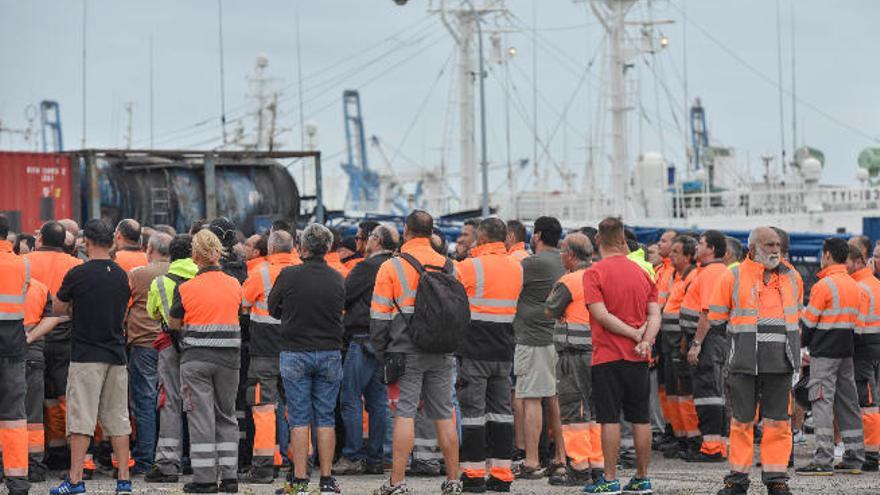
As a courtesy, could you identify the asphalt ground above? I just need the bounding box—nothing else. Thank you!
[19,441,880,495]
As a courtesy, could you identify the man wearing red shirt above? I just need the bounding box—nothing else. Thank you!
[582,217,661,495]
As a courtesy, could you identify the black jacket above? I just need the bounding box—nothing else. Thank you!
[268,256,345,352]
[344,251,393,341]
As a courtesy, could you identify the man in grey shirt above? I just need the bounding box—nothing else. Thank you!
[513,216,566,478]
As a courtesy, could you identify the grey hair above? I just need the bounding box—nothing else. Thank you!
[268,230,294,254]
[148,232,172,257]
[374,224,398,251]
[300,223,333,256]
[563,233,593,262]
[725,236,743,262]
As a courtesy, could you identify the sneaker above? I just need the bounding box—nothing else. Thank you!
[622,477,652,495]
[320,476,342,493]
[833,461,863,475]
[441,479,464,494]
[833,442,845,459]
[715,480,747,495]
[50,478,87,495]
[583,475,621,494]
[144,465,179,483]
[460,475,486,493]
[485,475,511,492]
[116,480,132,495]
[548,466,591,486]
[795,463,833,476]
[371,481,413,495]
[684,451,725,463]
[219,478,239,493]
[332,456,365,475]
[183,482,220,493]
[766,482,793,495]
[792,430,806,445]
[514,464,545,480]
[277,479,310,495]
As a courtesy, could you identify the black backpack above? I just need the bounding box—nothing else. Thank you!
[393,252,470,353]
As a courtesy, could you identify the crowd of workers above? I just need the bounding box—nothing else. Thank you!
[1,209,880,495]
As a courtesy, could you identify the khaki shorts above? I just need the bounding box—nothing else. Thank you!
[66,362,132,437]
[514,344,558,399]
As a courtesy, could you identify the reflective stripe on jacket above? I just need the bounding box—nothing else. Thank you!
[680,261,728,334]
[801,264,860,358]
[656,258,674,307]
[553,269,590,352]
[242,252,298,356]
[707,256,800,375]
[179,269,243,349]
[456,242,522,360]
[853,266,880,360]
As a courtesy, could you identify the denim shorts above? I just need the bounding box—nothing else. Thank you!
[280,350,343,428]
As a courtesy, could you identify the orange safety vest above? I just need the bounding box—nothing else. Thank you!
[507,242,529,263]
[707,256,801,375]
[24,249,82,295]
[371,237,449,354]
[656,258,674,307]
[325,252,350,277]
[179,267,243,349]
[0,240,30,322]
[660,266,696,349]
[455,242,522,360]
[23,278,49,330]
[680,261,728,334]
[243,252,300,325]
[553,268,590,352]
[802,263,861,358]
[115,248,149,273]
[853,266,880,360]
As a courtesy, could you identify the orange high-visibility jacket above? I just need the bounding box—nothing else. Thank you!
[0,240,30,355]
[707,256,801,375]
[178,267,243,349]
[656,258,674,307]
[325,252,350,278]
[24,248,82,296]
[242,252,299,357]
[853,266,880,360]
[660,266,697,350]
[801,264,861,358]
[546,268,591,352]
[456,242,523,360]
[115,248,148,273]
[680,261,728,334]
[370,237,451,359]
[507,242,529,263]
[24,278,50,331]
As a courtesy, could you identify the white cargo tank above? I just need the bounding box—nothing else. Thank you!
[635,152,668,218]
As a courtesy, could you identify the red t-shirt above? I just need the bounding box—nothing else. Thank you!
[583,255,658,365]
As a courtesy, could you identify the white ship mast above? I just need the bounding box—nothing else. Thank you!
[435,0,507,210]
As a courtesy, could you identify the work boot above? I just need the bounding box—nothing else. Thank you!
[548,465,591,486]
[715,480,747,495]
[765,482,792,495]
[144,465,179,483]
[407,459,441,477]
[862,454,879,472]
[219,478,239,493]
[684,451,725,463]
[460,475,486,493]
[662,439,686,459]
[485,475,511,492]
[795,463,833,476]
[833,461,863,475]
[242,467,274,484]
[183,482,219,494]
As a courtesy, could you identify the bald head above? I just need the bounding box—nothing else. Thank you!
[370,224,399,254]
[58,219,79,236]
[748,226,782,270]
[115,218,142,247]
[560,232,593,271]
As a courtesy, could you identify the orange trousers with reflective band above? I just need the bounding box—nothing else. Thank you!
[44,396,67,449]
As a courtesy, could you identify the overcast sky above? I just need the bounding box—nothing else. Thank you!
[2,0,878,205]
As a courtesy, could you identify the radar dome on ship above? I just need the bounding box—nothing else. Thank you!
[801,157,822,182]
